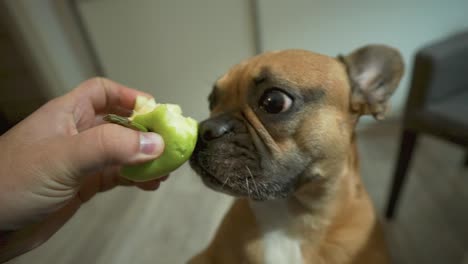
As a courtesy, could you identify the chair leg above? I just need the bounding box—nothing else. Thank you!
[464,151,468,167]
[385,129,419,220]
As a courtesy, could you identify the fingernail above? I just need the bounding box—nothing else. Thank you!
[139,132,164,156]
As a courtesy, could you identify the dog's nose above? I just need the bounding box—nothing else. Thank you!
[199,116,232,142]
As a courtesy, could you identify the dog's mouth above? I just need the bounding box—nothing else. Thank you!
[189,133,298,201]
[191,161,242,197]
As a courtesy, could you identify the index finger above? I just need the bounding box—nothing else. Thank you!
[70,77,153,114]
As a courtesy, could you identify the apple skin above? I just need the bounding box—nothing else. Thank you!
[121,104,198,181]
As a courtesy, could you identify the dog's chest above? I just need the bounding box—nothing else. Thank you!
[249,200,303,264]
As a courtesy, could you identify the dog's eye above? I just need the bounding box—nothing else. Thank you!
[259,89,293,114]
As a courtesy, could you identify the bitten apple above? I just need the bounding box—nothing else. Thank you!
[119,96,198,181]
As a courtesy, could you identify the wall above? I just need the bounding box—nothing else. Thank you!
[78,0,256,121]
[257,0,468,119]
[8,0,467,121]
[4,0,97,98]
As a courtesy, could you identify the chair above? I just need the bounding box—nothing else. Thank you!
[385,31,468,219]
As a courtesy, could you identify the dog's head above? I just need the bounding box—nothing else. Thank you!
[190,45,403,200]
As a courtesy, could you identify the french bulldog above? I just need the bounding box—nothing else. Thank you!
[189,45,404,264]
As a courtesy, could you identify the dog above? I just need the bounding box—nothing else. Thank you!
[189,45,404,264]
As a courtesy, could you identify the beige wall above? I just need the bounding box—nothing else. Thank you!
[4,0,97,98]
[78,0,256,121]
[4,0,255,122]
[9,0,468,122]
[257,0,468,120]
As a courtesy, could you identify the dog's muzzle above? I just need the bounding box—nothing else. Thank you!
[190,113,298,200]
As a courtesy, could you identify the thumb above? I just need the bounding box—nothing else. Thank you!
[65,124,164,176]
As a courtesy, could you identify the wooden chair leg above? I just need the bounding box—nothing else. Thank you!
[464,151,468,167]
[385,129,419,219]
[0,111,12,135]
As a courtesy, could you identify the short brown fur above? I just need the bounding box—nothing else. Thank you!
[190,46,403,264]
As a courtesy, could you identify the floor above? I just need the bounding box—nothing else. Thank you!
[358,121,468,264]
[7,120,468,264]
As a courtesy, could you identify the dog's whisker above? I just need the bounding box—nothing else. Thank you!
[245,177,251,199]
[246,165,260,198]
[221,174,231,189]
[220,160,235,190]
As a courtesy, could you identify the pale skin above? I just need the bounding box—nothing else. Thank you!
[0,77,167,262]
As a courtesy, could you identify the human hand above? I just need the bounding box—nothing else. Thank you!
[0,78,166,261]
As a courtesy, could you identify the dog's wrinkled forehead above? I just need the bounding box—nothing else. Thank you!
[211,50,351,112]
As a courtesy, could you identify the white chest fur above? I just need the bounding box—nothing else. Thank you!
[249,199,303,264]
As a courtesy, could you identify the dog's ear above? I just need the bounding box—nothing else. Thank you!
[338,45,404,120]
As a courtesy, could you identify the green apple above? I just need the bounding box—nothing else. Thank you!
[119,96,198,181]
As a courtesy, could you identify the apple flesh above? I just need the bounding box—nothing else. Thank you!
[120,96,198,181]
